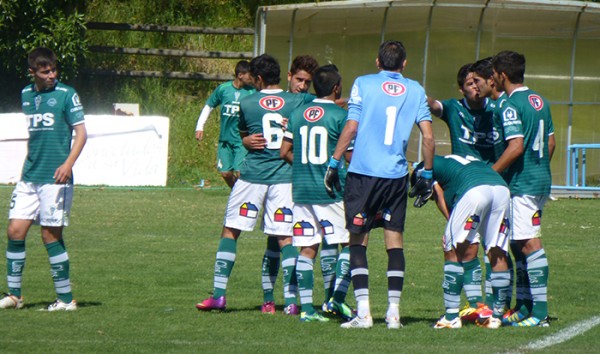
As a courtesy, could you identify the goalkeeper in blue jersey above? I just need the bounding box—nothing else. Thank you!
[325,40,435,329]
[280,65,354,322]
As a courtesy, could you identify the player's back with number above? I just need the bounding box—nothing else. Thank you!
[348,72,429,178]
[239,90,311,184]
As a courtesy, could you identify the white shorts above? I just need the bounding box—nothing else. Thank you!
[8,181,73,227]
[292,201,349,247]
[444,185,510,253]
[509,195,548,241]
[224,179,294,236]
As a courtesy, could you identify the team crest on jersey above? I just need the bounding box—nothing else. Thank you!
[47,98,57,107]
[528,94,544,111]
[381,81,406,97]
[531,210,542,226]
[303,106,325,122]
[319,219,334,235]
[259,95,285,111]
[293,221,314,236]
[274,207,293,223]
[464,214,480,230]
[353,213,367,226]
[239,202,258,218]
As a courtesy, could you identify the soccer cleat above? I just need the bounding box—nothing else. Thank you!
[340,315,373,329]
[512,316,550,327]
[385,316,403,329]
[300,311,330,322]
[0,293,24,309]
[261,301,276,314]
[321,301,329,313]
[460,302,492,322]
[476,316,502,329]
[434,315,462,329]
[326,298,355,321]
[47,299,77,312]
[195,296,226,311]
[502,308,526,325]
[283,303,299,315]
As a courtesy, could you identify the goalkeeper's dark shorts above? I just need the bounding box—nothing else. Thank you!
[343,172,408,234]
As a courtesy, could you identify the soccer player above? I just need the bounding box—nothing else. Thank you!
[428,63,503,322]
[412,155,511,329]
[196,54,312,315]
[280,65,354,322]
[491,50,555,327]
[325,40,435,329]
[287,55,319,94]
[0,47,87,311]
[195,60,255,188]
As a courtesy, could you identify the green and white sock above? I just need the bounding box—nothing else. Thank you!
[296,255,315,313]
[462,258,482,308]
[6,240,26,298]
[45,241,73,303]
[443,261,463,320]
[484,255,493,308]
[212,238,236,299]
[281,244,298,306]
[261,237,280,303]
[320,240,338,302]
[332,246,351,303]
[491,270,511,318]
[526,249,549,319]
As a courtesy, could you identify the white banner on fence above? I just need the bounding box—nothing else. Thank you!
[0,114,170,186]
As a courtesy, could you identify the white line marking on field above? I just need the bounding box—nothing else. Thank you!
[503,315,600,354]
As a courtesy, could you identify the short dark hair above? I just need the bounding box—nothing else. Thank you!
[290,55,319,76]
[470,57,493,79]
[313,64,341,98]
[28,47,57,70]
[250,54,281,86]
[378,40,406,71]
[492,51,525,84]
[457,63,473,88]
[234,60,250,76]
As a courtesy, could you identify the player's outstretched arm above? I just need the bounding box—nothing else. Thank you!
[427,96,443,118]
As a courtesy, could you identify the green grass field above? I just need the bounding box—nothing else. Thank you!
[0,186,598,353]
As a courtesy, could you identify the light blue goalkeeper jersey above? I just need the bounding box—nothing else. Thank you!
[347,70,431,179]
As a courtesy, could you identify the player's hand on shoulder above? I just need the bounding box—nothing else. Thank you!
[243,133,267,150]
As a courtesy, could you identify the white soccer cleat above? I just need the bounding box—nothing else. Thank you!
[385,316,403,329]
[340,315,373,329]
[476,316,502,329]
[434,315,463,329]
[0,293,24,309]
[47,299,77,312]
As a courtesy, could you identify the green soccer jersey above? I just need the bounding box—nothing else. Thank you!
[432,155,508,209]
[498,87,554,196]
[440,98,502,164]
[206,81,255,143]
[238,89,313,184]
[21,81,85,184]
[286,99,348,204]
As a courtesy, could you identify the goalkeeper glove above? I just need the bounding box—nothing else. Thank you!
[324,157,342,197]
[409,169,433,208]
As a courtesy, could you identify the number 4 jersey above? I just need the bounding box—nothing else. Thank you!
[238,89,313,184]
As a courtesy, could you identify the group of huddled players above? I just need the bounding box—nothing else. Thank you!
[193,40,554,330]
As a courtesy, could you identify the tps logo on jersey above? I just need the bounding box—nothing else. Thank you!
[319,219,334,235]
[259,96,285,111]
[464,214,480,230]
[381,81,406,97]
[293,221,314,236]
[352,213,367,226]
[274,207,293,223]
[239,202,258,219]
[303,106,325,122]
[528,95,544,111]
[532,210,542,226]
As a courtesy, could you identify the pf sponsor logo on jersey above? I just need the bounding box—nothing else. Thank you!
[259,95,285,111]
[528,94,544,111]
[531,210,542,226]
[319,219,334,235]
[381,81,406,97]
[274,207,293,223]
[464,214,480,230]
[293,221,314,236]
[303,106,324,122]
[352,212,367,226]
[239,202,258,218]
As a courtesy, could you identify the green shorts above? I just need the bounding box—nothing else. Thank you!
[217,141,247,172]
